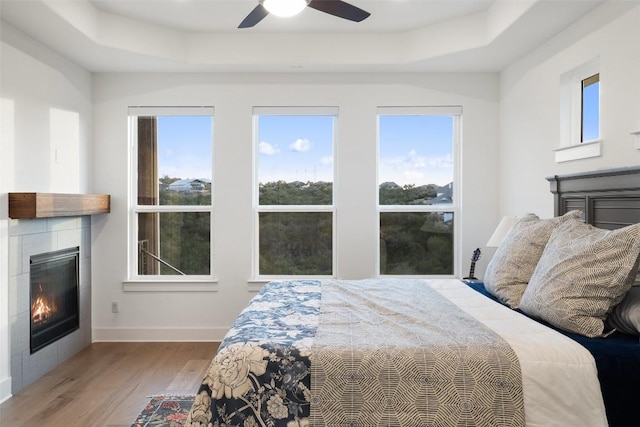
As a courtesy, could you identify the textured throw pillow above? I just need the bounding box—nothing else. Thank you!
[484,210,583,308]
[519,219,640,337]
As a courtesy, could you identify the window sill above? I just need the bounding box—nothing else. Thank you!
[123,279,219,292]
[554,140,602,163]
[632,131,640,150]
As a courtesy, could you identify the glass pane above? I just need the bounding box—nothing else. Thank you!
[380,212,453,275]
[581,74,599,142]
[258,115,334,205]
[138,115,213,206]
[379,115,454,205]
[138,212,210,275]
[259,212,332,275]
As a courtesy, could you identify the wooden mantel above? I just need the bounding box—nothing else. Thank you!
[9,193,110,219]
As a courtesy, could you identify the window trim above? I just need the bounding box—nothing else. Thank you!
[557,59,601,162]
[127,106,216,290]
[376,106,461,278]
[252,106,338,280]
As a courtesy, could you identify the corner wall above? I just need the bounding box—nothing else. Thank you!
[0,22,93,401]
[498,3,640,216]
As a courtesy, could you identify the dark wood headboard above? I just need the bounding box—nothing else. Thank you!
[547,167,640,230]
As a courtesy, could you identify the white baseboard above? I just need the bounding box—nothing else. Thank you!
[92,327,228,342]
[0,376,12,404]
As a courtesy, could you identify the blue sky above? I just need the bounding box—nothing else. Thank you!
[258,114,454,187]
[258,115,334,183]
[378,115,453,187]
[157,116,213,180]
[582,80,599,142]
[155,113,454,187]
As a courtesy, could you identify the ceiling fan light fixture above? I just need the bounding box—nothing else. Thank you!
[262,0,308,17]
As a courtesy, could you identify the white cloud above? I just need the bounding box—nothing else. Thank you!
[403,170,426,182]
[427,154,452,168]
[320,156,333,166]
[380,150,452,186]
[289,138,311,152]
[259,141,280,155]
[407,149,426,168]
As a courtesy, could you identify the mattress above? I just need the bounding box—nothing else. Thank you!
[185,279,608,427]
[467,280,640,427]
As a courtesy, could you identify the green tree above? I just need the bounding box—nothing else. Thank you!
[259,181,332,205]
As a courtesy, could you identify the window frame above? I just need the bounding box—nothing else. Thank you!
[125,106,216,291]
[557,58,601,162]
[376,106,461,278]
[252,106,338,280]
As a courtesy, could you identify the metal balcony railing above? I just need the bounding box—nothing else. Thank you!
[138,240,186,275]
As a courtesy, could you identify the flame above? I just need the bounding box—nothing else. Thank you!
[31,284,56,325]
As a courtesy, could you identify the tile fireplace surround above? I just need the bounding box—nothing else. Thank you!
[8,216,91,393]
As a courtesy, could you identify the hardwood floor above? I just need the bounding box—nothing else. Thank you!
[0,342,219,427]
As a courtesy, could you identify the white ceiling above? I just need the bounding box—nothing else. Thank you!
[92,0,497,33]
[0,0,612,73]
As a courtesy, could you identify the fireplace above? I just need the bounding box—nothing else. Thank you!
[30,246,80,354]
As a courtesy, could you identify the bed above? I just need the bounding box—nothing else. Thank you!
[186,167,640,427]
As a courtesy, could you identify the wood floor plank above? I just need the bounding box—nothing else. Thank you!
[0,342,219,427]
[166,359,213,393]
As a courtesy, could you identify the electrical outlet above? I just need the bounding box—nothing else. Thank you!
[111,301,119,313]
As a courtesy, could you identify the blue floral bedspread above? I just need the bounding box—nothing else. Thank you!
[185,279,525,427]
[186,280,320,427]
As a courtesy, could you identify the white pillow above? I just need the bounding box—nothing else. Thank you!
[519,219,640,337]
[483,210,583,308]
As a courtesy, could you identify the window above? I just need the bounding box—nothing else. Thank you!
[378,107,460,276]
[557,58,601,162]
[129,107,214,280]
[254,107,336,277]
[581,73,600,142]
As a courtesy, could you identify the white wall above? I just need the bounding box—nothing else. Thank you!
[91,72,500,341]
[0,22,93,402]
[499,3,640,217]
[0,9,9,403]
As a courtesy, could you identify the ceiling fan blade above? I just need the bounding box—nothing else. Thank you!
[308,0,370,22]
[239,4,269,28]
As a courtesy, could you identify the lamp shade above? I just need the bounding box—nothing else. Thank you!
[262,0,308,17]
[486,216,519,247]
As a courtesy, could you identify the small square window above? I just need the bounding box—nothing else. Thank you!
[259,212,333,275]
[380,212,454,275]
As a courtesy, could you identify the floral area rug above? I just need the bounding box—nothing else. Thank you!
[131,395,195,427]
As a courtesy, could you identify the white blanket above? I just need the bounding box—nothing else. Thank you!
[430,279,608,427]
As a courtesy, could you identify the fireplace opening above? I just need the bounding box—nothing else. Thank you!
[30,246,80,354]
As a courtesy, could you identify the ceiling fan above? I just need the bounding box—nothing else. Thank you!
[239,0,371,28]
